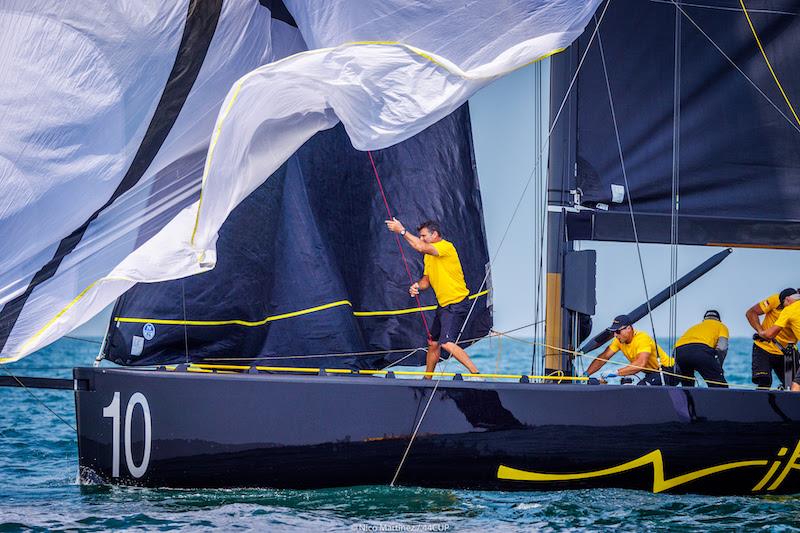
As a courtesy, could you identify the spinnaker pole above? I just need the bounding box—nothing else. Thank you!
[579,247,733,353]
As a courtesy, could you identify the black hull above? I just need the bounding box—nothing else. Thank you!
[74,367,800,494]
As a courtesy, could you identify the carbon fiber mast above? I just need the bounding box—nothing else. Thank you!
[544,45,580,377]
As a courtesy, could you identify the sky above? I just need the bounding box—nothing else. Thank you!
[75,60,799,344]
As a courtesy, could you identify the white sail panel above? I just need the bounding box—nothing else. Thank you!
[284,0,596,70]
[0,1,188,300]
[0,1,290,360]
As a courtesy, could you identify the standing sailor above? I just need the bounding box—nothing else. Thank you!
[746,288,799,388]
[385,218,480,378]
[586,314,678,385]
[674,310,729,388]
[756,292,800,391]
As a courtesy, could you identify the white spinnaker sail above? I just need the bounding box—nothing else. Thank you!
[0,0,601,361]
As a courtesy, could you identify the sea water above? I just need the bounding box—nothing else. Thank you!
[1,337,799,532]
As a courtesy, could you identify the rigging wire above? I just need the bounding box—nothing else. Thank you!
[0,365,76,432]
[669,4,682,355]
[651,0,798,16]
[596,25,665,385]
[738,0,800,127]
[200,321,542,363]
[668,0,800,135]
[181,278,189,364]
[63,335,103,345]
[389,0,615,487]
[380,348,427,370]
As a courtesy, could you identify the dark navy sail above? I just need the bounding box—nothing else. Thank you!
[551,0,800,247]
[103,105,492,369]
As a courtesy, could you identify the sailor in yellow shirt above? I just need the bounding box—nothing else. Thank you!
[673,310,728,388]
[757,292,800,392]
[385,218,480,378]
[586,314,678,386]
[746,288,799,389]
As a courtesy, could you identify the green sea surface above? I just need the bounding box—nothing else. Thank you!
[1,337,798,531]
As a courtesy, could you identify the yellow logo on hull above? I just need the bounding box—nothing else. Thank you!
[497,441,800,493]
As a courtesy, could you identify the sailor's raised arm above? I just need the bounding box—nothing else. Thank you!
[385,218,439,255]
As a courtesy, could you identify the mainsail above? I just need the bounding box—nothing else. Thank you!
[543,0,800,370]
[551,0,800,247]
[0,0,603,362]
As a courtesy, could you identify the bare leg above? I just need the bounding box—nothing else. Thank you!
[424,340,440,379]
[441,342,479,374]
[792,381,800,392]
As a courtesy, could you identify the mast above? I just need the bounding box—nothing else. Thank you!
[543,45,579,377]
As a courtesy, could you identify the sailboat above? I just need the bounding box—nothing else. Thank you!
[3,0,800,495]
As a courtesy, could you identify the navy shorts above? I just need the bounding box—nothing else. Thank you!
[430,298,470,346]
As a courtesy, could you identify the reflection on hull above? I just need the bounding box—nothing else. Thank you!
[74,367,800,494]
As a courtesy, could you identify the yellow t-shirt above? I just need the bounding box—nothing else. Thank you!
[608,330,674,370]
[675,319,729,349]
[423,239,469,307]
[774,300,800,344]
[755,293,797,355]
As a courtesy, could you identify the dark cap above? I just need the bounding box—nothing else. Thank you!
[607,314,632,332]
[779,288,799,305]
[704,309,720,321]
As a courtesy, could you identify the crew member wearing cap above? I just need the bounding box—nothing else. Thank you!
[586,314,678,386]
[673,310,729,388]
[746,288,799,388]
[756,292,800,391]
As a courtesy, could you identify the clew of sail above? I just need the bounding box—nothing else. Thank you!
[0,0,602,362]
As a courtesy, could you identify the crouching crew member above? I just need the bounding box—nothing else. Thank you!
[746,288,799,388]
[757,292,800,392]
[674,310,729,388]
[586,314,679,386]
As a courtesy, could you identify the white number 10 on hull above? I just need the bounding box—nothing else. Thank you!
[102,392,152,478]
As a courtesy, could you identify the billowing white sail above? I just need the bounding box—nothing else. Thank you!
[0,0,601,361]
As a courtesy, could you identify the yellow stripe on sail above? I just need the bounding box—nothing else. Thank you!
[114,291,489,327]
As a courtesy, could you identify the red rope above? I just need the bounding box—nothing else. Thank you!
[368,151,432,339]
